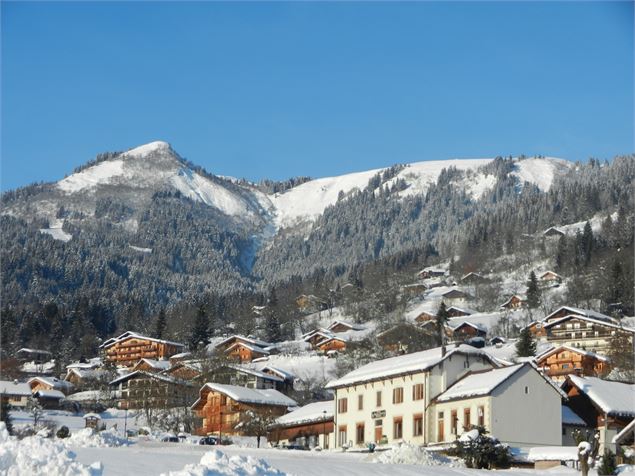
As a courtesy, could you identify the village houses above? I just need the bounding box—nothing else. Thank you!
[100,331,186,367]
[268,400,334,449]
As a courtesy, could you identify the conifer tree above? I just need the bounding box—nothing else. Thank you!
[0,397,13,435]
[436,302,450,353]
[526,271,541,309]
[515,328,536,357]
[190,305,209,351]
[155,308,167,340]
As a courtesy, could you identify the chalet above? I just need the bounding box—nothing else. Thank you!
[295,294,327,313]
[543,306,616,325]
[109,371,196,410]
[488,336,506,346]
[100,332,186,367]
[402,283,429,297]
[460,272,487,285]
[562,405,588,446]
[534,344,610,382]
[542,314,635,354]
[543,227,565,237]
[446,306,476,318]
[33,389,66,409]
[269,400,334,449]
[28,376,73,395]
[430,363,565,446]
[325,345,499,448]
[225,341,270,363]
[500,295,527,310]
[214,365,287,392]
[449,322,487,342]
[64,368,109,388]
[441,289,473,301]
[16,348,52,364]
[169,352,192,365]
[376,323,436,354]
[260,366,295,394]
[215,335,272,353]
[561,375,635,452]
[327,320,366,333]
[303,330,334,349]
[164,360,203,381]
[130,358,171,373]
[315,336,347,354]
[417,267,447,280]
[539,271,562,284]
[414,310,437,323]
[524,320,548,338]
[191,383,297,436]
[0,380,32,407]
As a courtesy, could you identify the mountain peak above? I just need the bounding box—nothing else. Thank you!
[121,140,172,159]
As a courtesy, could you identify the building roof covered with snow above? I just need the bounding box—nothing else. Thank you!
[566,375,635,417]
[192,383,297,408]
[274,400,333,428]
[562,405,586,426]
[99,331,185,349]
[544,306,616,324]
[326,344,497,389]
[0,380,32,396]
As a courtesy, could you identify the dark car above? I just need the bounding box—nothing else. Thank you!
[198,436,218,445]
[161,435,179,443]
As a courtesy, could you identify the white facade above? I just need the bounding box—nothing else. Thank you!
[327,346,495,448]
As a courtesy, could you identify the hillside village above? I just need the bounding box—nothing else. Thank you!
[2,257,634,474]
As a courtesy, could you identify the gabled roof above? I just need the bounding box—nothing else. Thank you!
[99,331,185,349]
[534,344,610,363]
[446,306,476,315]
[460,272,485,281]
[613,418,635,444]
[566,375,635,417]
[192,383,296,409]
[0,380,31,396]
[224,341,270,355]
[543,314,635,333]
[442,289,473,299]
[226,365,283,383]
[435,363,567,403]
[325,345,498,389]
[450,321,487,333]
[28,376,73,392]
[499,295,526,308]
[34,389,65,399]
[109,370,193,387]
[65,368,109,380]
[543,226,565,236]
[17,348,52,356]
[132,358,171,370]
[327,320,366,332]
[261,366,295,381]
[215,335,272,350]
[540,271,562,279]
[545,306,616,324]
[274,400,333,428]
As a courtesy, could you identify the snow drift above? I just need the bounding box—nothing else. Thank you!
[160,449,288,476]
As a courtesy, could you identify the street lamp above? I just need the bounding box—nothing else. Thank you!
[322,410,327,449]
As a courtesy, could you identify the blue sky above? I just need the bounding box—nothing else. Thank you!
[1,1,633,190]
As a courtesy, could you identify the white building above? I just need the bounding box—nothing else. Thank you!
[430,363,565,446]
[325,345,498,448]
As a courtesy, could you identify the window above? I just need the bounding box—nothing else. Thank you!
[463,408,471,430]
[358,394,364,410]
[437,412,444,441]
[393,387,404,404]
[338,425,347,447]
[451,410,458,434]
[477,406,485,426]
[376,391,382,407]
[393,417,403,439]
[524,386,529,394]
[338,398,348,413]
[413,414,423,437]
[413,383,424,401]
[356,424,365,444]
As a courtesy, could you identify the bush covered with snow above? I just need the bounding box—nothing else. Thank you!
[0,422,102,476]
[373,442,464,467]
[65,427,129,448]
[160,449,288,476]
[450,427,511,469]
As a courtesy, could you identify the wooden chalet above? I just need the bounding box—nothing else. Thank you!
[225,341,270,363]
[191,383,296,436]
[543,226,565,237]
[414,310,437,323]
[561,375,635,452]
[109,370,196,410]
[534,344,610,382]
[449,321,487,341]
[33,389,66,409]
[295,294,327,313]
[0,380,32,408]
[542,314,635,354]
[100,332,186,367]
[460,272,487,285]
[165,360,203,381]
[402,283,429,297]
[28,376,73,395]
[327,320,366,333]
[539,271,562,283]
[376,323,436,353]
[261,366,296,394]
[130,358,171,373]
[417,267,446,280]
[446,306,475,318]
[169,352,192,366]
[543,306,616,325]
[269,400,334,449]
[303,330,333,349]
[441,289,473,301]
[211,365,288,393]
[64,368,109,388]
[315,336,347,354]
[500,294,527,310]
[16,348,52,364]
[524,321,548,338]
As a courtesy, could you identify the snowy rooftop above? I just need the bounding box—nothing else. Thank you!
[34,389,65,399]
[274,400,333,427]
[134,359,171,370]
[543,314,635,333]
[197,383,297,408]
[28,376,73,391]
[326,345,493,389]
[567,375,635,417]
[545,306,615,323]
[64,390,104,402]
[436,364,525,402]
[535,344,610,363]
[216,335,272,350]
[562,406,586,426]
[99,331,185,349]
[228,365,284,382]
[0,380,31,396]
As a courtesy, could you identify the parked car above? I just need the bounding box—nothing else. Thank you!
[161,435,179,443]
[198,436,218,445]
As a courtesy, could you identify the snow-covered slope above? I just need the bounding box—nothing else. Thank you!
[512,157,572,192]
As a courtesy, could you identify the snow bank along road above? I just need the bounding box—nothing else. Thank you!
[71,440,586,476]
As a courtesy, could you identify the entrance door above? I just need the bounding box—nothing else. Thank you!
[374,426,383,443]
